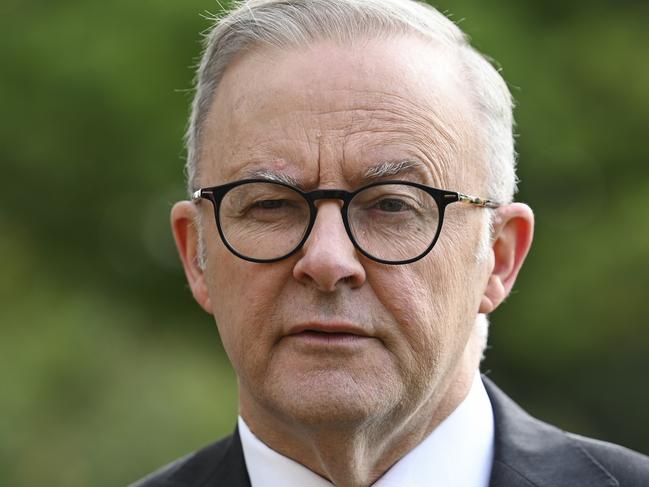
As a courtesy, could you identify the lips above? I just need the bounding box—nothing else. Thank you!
[285,322,373,347]
[287,323,370,337]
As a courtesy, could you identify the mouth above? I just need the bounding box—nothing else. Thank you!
[285,323,373,347]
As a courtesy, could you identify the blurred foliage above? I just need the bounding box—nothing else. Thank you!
[1,0,648,485]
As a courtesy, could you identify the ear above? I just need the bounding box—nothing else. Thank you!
[479,203,534,314]
[170,201,213,314]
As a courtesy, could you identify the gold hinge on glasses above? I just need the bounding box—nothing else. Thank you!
[457,193,499,208]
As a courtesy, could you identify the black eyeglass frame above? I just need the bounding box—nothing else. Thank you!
[192,179,499,265]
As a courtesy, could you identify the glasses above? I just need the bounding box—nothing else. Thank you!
[192,179,499,265]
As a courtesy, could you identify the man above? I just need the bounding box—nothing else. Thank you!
[133,0,649,485]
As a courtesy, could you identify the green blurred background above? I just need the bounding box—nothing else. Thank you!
[2,0,648,485]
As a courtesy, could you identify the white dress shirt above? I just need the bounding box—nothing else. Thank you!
[239,372,495,487]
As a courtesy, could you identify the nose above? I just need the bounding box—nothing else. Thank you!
[292,201,366,292]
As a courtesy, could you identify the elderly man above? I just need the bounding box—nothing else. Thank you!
[133,0,649,486]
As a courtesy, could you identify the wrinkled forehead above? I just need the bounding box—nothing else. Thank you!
[199,36,482,189]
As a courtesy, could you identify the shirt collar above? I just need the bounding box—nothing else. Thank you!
[239,372,494,487]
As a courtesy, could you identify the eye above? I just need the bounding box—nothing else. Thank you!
[243,197,307,223]
[252,199,289,210]
[373,198,412,212]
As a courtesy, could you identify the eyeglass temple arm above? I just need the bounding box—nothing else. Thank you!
[456,193,500,209]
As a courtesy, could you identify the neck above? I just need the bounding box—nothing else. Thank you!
[240,355,479,487]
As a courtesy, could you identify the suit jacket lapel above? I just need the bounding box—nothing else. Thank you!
[483,377,618,487]
[203,427,251,487]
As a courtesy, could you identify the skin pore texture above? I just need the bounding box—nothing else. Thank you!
[171,36,534,487]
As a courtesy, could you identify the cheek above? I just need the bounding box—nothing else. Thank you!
[367,242,482,371]
[205,248,290,373]
[367,266,445,373]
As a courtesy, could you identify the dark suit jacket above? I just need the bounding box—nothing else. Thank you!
[131,377,649,486]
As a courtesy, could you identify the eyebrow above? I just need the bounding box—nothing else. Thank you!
[242,168,300,187]
[239,159,427,189]
[361,159,426,181]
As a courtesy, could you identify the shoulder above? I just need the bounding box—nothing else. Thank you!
[568,433,649,485]
[129,431,250,487]
[483,376,649,486]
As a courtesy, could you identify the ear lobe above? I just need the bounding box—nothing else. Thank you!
[170,201,213,314]
[479,203,534,314]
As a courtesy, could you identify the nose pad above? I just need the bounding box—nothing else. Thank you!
[292,202,366,291]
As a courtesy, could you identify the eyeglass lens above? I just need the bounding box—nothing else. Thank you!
[217,181,440,262]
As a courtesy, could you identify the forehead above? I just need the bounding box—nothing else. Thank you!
[199,36,479,189]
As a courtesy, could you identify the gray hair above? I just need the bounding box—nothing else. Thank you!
[185,0,518,204]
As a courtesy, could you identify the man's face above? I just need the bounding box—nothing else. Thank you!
[196,37,492,429]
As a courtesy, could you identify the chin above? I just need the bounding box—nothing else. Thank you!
[262,369,403,430]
